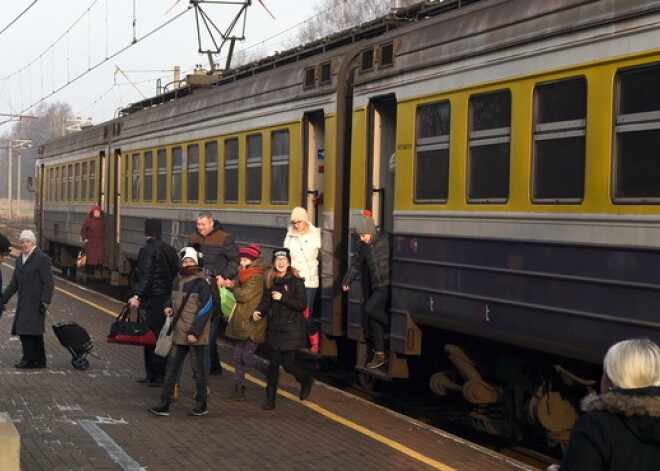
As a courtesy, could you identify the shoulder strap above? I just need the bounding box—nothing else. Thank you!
[168,291,192,335]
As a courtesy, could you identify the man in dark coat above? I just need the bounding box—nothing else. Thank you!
[2,229,54,369]
[128,219,179,386]
[189,210,240,375]
[342,212,391,369]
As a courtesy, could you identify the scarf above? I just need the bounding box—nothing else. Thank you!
[239,267,265,284]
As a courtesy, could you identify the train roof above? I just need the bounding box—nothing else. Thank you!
[118,0,484,116]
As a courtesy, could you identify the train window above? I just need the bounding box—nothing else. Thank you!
[467,90,511,202]
[123,155,130,202]
[89,161,96,200]
[246,134,262,204]
[74,163,80,201]
[304,67,316,88]
[532,77,586,203]
[319,62,332,85]
[361,48,374,72]
[157,149,167,203]
[144,151,153,203]
[66,164,73,201]
[48,168,54,201]
[132,153,141,202]
[205,141,218,203]
[271,130,289,204]
[172,147,183,203]
[187,144,199,203]
[56,167,61,201]
[614,63,660,202]
[81,162,88,201]
[62,165,69,201]
[224,138,239,204]
[380,42,394,68]
[414,101,450,203]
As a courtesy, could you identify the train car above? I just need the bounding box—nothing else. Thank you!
[35,0,660,447]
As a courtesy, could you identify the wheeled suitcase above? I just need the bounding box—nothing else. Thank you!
[52,321,94,370]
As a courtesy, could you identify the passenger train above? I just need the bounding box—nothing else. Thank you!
[34,0,660,446]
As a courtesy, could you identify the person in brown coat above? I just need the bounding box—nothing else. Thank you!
[223,244,269,401]
[148,247,213,417]
[80,205,104,274]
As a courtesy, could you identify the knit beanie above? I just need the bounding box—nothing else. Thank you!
[290,206,309,223]
[19,229,36,243]
[179,246,199,265]
[144,218,162,238]
[355,215,376,235]
[238,244,261,261]
[272,247,291,264]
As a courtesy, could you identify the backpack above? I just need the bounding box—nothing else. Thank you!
[156,240,180,282]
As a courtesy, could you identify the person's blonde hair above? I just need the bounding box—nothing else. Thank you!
[603,338,660,389]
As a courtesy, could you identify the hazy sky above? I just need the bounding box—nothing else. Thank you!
[0,0,319,131]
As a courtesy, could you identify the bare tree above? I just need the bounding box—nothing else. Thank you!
[0,101,73,203]
[293,0,420,44]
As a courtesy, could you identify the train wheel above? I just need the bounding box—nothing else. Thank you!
[358,372,379,391]
[72,358,90,371]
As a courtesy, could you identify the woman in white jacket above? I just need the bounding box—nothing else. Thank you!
[283,206,321,352]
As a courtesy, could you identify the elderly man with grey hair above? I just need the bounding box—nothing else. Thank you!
[2,229,54,369]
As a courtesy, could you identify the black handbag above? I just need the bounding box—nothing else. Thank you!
[107,305,157,346]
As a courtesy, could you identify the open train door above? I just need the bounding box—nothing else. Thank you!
[354,94,410,383]
[302,111,325,226]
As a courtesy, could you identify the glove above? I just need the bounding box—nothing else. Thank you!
[39,303,48,315]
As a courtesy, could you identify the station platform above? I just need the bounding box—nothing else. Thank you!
[0,264,539,471]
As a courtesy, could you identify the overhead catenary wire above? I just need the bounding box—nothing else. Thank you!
[0,0,40,38]
[0,5,193,128]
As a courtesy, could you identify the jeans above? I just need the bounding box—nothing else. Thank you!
[161,344,207,404]
[365,288,389,352]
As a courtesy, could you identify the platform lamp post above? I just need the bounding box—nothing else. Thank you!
[6,139,32,222]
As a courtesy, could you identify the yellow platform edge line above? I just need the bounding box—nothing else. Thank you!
[3,261,456,471]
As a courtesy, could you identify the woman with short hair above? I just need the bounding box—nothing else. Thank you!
[548,338,660,471]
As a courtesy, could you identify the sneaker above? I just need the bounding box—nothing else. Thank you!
[366,351,386,369]
[148,404,170,416]
[189,402,208,416]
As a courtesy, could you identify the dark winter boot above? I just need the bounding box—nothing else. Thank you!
[299,376,314,401]
[366,351,386,369]
[189,401,208,416]
[148,402,171,416]
[263,384,277,410]
[224,384,246,402]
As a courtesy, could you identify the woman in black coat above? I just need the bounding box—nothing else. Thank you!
[548,338,660,471]
[2,229,54,369]
[253,248,313,410]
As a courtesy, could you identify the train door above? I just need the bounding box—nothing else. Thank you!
[302,111,325,225]
[367,95,397,232]
[350,94,399,379]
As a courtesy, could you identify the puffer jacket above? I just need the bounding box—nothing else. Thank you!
[283,224,321,288]
[189,220,239,279]
[342,231,390,290]
[133,238,178,299]
[559,386,660,471]
[225,257,267,343]
[256,273,307,351]
[168,270,213,345]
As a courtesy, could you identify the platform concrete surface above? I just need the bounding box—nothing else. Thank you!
[0,266,539,471]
